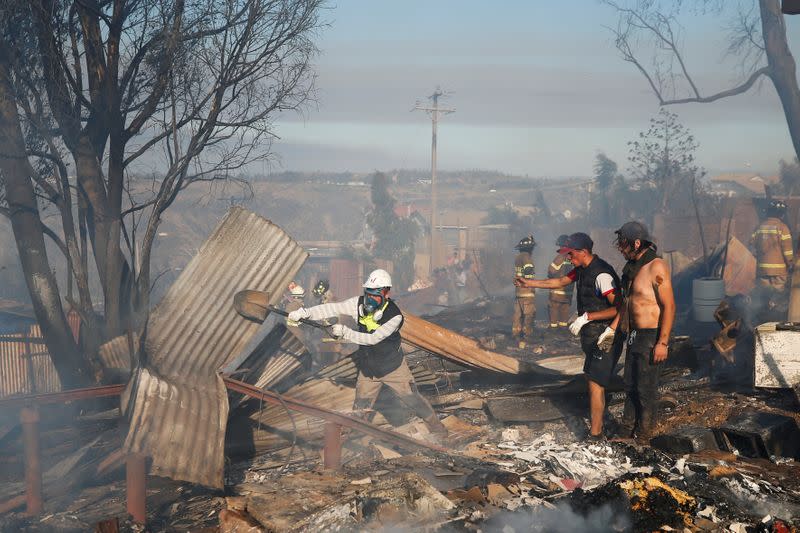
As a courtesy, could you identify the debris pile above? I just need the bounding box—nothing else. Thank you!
[494,433,653,491]
[1,208,800,532]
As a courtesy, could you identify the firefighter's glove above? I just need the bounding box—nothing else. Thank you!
[569,312,590,336]
[597,326,616,352]
[287,308,310,322]
[331,324,348,339]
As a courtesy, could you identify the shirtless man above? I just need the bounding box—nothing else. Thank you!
[611,221,675,439]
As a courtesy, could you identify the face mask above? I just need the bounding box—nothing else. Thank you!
[363,288,385,313]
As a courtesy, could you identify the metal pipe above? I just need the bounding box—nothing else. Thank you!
[0,383,125,409]
[323,422,342,470]
[223,376,447,453]
[20,406,42,516]
[126,453,146,524]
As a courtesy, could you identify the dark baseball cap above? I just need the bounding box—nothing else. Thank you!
[615,221,651,243]
[557,232,593,254]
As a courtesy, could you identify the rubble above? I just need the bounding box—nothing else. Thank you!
[717,411,800,460]
[3,210,800,532]
[754,322,800,389]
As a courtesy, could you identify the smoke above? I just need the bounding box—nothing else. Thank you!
[721,476,800,522]
[481,501,630,533]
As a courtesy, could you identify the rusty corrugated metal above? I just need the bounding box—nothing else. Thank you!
[67,309,81,343]
[122,207,307,488]
[328,259,361,304]
[402,313,522,374]
[0,332,28,398]
[28,325,61,394]
[0,326,61,398]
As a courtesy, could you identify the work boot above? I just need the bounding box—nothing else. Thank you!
[423,414,448,437]
[632,407,657,441]
[583,432,607,443]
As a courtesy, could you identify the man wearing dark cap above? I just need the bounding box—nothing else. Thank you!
[611,221,675,439]
[515,232,622,440]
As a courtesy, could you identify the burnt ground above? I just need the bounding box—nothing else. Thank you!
[1,296,799,532]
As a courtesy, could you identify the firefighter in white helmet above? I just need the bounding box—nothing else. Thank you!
[288,269,447,436]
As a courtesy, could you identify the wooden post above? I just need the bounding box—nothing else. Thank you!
[126,453,146,524]
[20,406,42,516]
[323,422,342,470]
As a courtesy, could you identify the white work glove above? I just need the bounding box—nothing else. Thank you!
[569,312,590,336]
[330,323,349,339]
[287,307,310,322]
[597,326,616,352]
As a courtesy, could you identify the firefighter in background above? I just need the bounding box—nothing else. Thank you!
[548,234,574,329]
[312,279,333,305]
[751,200,794,293]
[283,282,306,326]
[513,235,536,348]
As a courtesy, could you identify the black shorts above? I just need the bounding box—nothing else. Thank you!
[580,322,624,387]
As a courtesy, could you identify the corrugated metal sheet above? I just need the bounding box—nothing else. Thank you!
[228,320,311,392]
[0,332,28,398]
[329,259,361,304]
[122,207,307,488]
[0,325,61,398]
[402,313,522,374]
[230,377,355,453]
[221,311,312,399]
[316,352,442,387]
[28,324,61,394]
[97,335,138,379]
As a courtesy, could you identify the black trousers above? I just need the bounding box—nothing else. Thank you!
[623,328,662,434]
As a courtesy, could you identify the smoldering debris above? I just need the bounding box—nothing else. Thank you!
[492,433,654,491]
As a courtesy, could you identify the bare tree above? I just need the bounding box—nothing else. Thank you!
[0,0,323,388]
[603,0,800,164]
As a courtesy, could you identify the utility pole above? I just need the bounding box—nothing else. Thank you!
[414,87,455,274]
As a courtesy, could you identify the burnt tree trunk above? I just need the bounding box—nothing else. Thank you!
[760,0,800,319]
[761,0,800,162]
[0,44,91,388]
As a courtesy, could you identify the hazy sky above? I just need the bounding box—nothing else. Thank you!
[267,1,800,177]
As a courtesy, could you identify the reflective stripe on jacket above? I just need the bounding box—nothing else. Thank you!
[751,217,794,277]
[548,253,574,301]
[515,251,535,297]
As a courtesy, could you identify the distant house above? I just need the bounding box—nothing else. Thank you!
[709,173,780,197]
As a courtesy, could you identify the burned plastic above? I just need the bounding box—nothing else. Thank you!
[649,426,721,454]
[717,411,800,460]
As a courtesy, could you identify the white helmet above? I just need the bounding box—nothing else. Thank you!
[289,283,305,297]
[363,269,392,289]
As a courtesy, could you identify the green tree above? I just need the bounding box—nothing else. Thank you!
[592,152,618,225]
[627,109,701,214]
[366,173,419,291]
